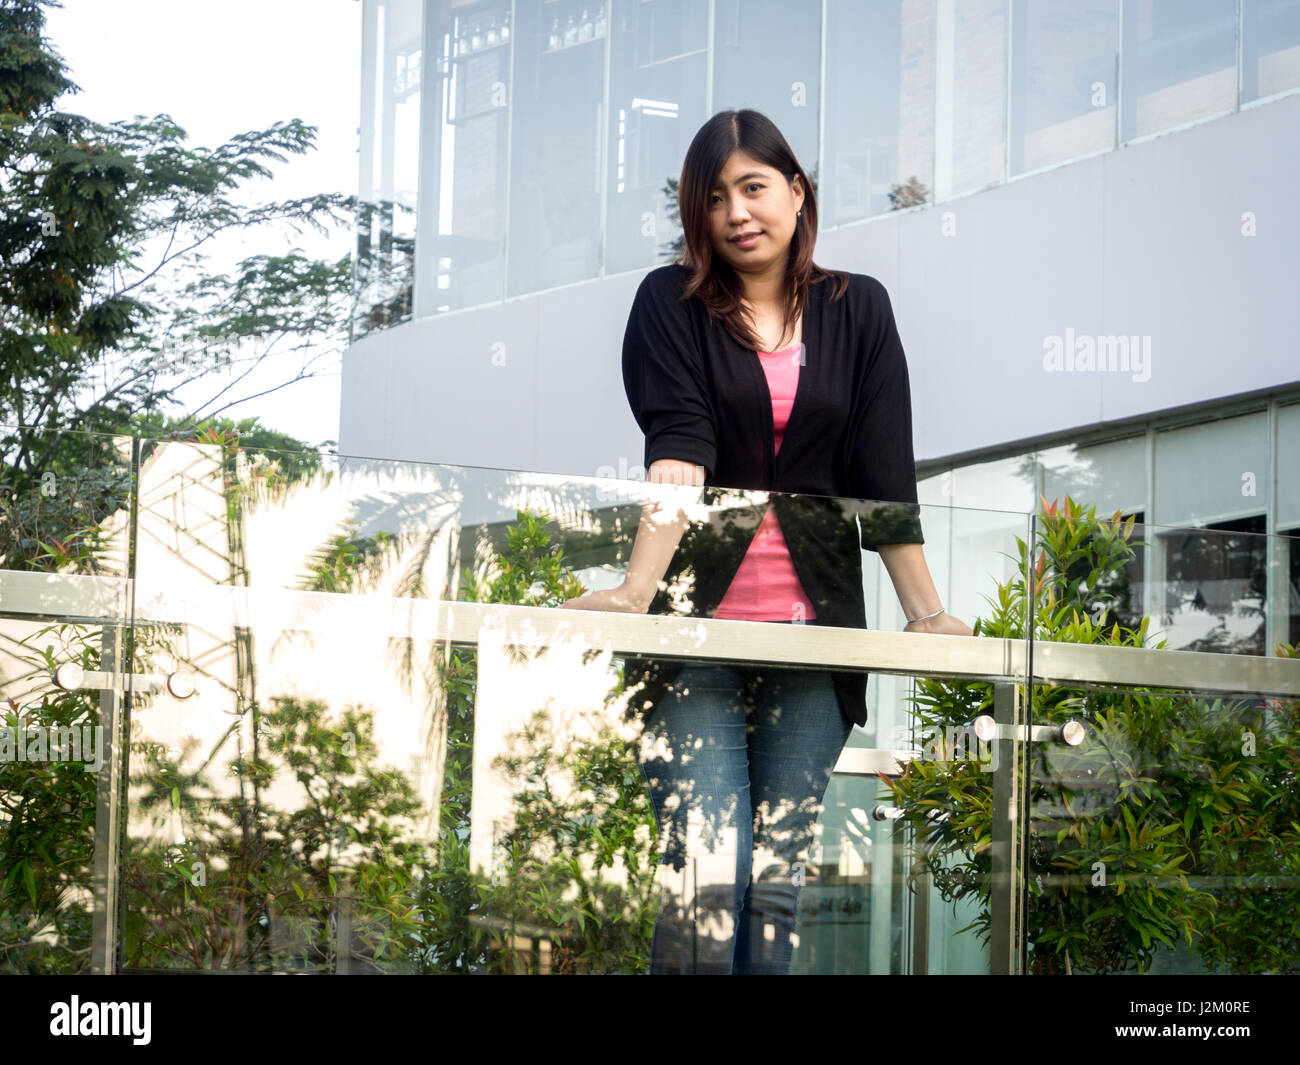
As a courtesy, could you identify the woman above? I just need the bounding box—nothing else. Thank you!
[563,110,971,974]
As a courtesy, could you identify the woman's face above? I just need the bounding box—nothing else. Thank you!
[706,149,804,280]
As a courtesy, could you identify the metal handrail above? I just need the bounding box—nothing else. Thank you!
[3,569,1298,698]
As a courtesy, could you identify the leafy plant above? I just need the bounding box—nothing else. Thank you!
[885,496,1300,974]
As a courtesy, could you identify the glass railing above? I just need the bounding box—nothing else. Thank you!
[1,428,1297,974]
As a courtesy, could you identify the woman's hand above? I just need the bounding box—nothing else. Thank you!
[903,611,974,636]
[560,583,651,614]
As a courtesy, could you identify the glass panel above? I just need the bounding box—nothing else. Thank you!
[0,428,137,973]
[1018,495,1299,975]
[355,0,424,335]
[1243,0,1300,103]
[419,0,513,313]
[859,503,1033,974]
[9,431,1299,975]
[712,0,822,172]
[117,436,1035,972]
[507,1,608,297]
[1120,0,1237,143]
[1009,0,1118,176]
[0,428,134,580]
[824,0,937,223]
[605,0,709,275]
[935,0,1009,198]
[1154,411,1269,528]
[1027,675,1300,974]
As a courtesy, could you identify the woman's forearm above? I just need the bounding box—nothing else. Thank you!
[875,542,944,621]
[621,459,705,610]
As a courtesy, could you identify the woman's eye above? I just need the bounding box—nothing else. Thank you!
[711,184,762,204]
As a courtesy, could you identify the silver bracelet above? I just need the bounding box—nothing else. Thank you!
[905,607,945,626]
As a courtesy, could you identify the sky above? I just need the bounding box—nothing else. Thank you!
[43,0,363,448]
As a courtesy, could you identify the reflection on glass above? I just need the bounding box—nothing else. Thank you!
[10,428,1298,973]
[636,659,851,973]
[1243,0,1300,102]
[712,0,822,171]
[0,429,135,974]
[935,0,1008,198]
[508,1,606,297]
[605,0,708,275]
[1010,0,1118,175]
[109,434,967,972]
[0,429,134,579]
[421,0,512,313]
[1288,529,1300,648]
[1039,437,1146,524]
[355,0,423,336]
[1027,678,1300,973]
[1159,517,1267,656]
[824,0,936,222]
[1121,0,1236,142]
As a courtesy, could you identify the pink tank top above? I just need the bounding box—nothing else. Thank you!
[713,343,818,622]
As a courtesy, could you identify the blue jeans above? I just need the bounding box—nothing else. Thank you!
[636,650,853,974]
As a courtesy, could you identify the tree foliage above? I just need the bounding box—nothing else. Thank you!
[1,0,351,519]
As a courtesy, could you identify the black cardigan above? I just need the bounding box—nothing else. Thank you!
[620,262,925,729]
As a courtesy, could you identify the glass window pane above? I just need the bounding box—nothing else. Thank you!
[824,0,936,223]
[935,0,1008,198]
[1243,0,1300,103]
[1154,412,1270,527]
[1159,516,1268,655]
[605,0,709,275]
[1288,529,1300,648]
[1277,402,1300,528]
[1039,436,1146,517]
[949,453,1037,512]
[1121,0,1237,142]
[507,1,607,297]
[1009,0,1117,176]
[419,0,512,314]
[712,0,821,172]
[355,0,424,335]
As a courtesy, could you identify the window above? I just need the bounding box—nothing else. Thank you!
[824,0,937,222]
[507,1,608,297]
[605,0,708,275]
[1243,0,1300,103]
[1009,0,1118,175]
[1121,0,1236,142]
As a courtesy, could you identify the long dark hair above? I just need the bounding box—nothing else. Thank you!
[676,109,849,351]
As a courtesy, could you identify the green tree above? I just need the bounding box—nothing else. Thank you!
[1,0,351,566]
